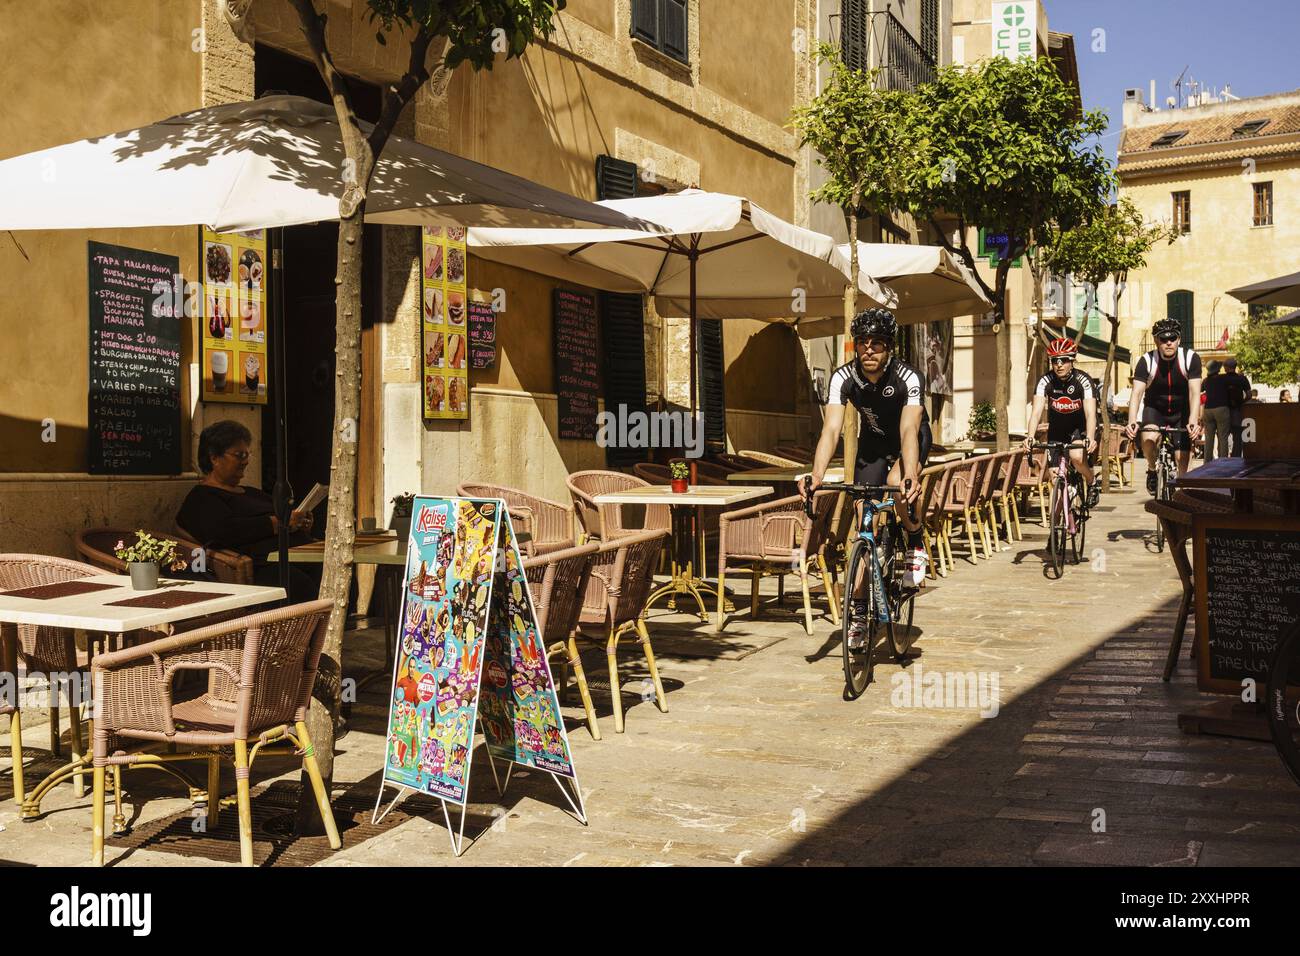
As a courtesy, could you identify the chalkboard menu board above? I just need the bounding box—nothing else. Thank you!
[553,288,599,440]
[87,241,182,475]
[1195,516,1300,694]
[467,297,496,370]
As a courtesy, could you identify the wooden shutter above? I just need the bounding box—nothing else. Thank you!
[600,292,649,467]
[1167,290,1194,344]
[661,0,688,63]
[697,320,727,447]
[596,154,638,200]
[631,0,658,46]
[840,0,868,72]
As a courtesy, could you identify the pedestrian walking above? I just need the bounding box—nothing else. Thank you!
[1223,357,1250,457]
[1201,360,1231,460]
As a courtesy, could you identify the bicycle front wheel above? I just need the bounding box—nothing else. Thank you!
[841,538,885,700]
[1047,479,1066,578]
[1154,465,1168,552]
[1267,623,1300,788]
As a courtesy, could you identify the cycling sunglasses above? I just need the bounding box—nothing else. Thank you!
[1049,356,1074,365]
[854,336,892,353]
[1156,333,1180,343]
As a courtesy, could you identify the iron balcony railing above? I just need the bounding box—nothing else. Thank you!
[882,9,936,91]
[1138,325,1245,355]
[839,6,937,91]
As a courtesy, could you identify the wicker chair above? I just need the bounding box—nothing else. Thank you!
[737,450,805,467]
[456,483,575,556]
[88,599,340,867]
[716,490,841,635]
[914,463,954,579]
[988,450,1026,545]
[1105,425,1133,487]
[523,542,602,740]
[1015,446,1051,527]
[773,443,814,461]
[714,453,767,471]
[0,554,103,805]
[566,470,670,543]
[939,456,993,563]
[76,527,253,585]
[576,530,669,734]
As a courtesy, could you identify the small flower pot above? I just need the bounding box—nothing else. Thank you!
[128,561,160,590]
[671,478,689,493]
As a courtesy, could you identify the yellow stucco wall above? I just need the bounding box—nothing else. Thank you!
[1119,157,1300,361]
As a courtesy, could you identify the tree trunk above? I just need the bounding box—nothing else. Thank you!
[993,260,1011,452]
[1099,284,1124,493]
[842,204,860,481]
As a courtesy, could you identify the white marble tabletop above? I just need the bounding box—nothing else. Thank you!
[0,574,286,633]
[593,485,774,507]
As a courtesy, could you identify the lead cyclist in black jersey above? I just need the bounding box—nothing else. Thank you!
[801,308,929,649]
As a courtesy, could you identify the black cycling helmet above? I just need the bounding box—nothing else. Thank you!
[1151,317,1182,340]
[851,308,897,344]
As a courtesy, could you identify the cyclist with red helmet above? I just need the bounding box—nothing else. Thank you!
[1025,336,1099,507]
[1125,318,1203,493]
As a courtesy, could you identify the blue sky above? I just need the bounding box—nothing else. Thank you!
[1043,0,1300,162]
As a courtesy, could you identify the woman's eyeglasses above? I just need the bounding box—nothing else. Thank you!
[223,450,251,462]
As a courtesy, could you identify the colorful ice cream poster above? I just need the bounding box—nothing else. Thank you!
[421,225,470,421]
[200,226,268,404]
[478,513,577,778]
[383,497,501,803]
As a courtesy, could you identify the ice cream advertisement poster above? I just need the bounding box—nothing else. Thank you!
[383,497,500,803]
[478,514,577,779]
[420,225,469,421]
[199,226,268,405]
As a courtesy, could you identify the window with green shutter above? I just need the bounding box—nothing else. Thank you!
[840,0,868,72]
[697,320,727,448]
[631,0,689,65]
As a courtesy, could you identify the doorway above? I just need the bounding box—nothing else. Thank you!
[255,45,385,526]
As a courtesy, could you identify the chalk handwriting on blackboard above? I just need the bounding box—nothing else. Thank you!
[1204,528,1300,684]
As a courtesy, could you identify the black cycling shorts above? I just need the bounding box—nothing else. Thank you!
[1045,426,1087,469]
[855,420,932,488]
[1140,407,1192,452]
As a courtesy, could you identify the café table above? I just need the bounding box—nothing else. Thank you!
[1175,457,1300,513]
[593,484,774,623]
[0,574,285,828]
[269,533,406,682]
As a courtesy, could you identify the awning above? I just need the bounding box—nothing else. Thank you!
[1064,325,1131,365]
[1226,270,1300,309]
[1268,308,1300,326]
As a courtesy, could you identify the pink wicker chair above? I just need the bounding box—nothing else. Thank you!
[524,542,602,740]
[0,554,103,805]
[88,599,340,867]
[456,483,576,556]
[576,530,669,734]
[716,490,841,635]
[566,470,670,543]
[76,527,254,585]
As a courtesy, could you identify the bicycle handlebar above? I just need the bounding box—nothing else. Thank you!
[800,476,902,518]
[1031,441,1088,451]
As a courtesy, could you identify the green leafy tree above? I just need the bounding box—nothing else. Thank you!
[1228,312,1300,387]
[900,55,1113,449]
[1043,198,1175,488]
[273,0,566,829]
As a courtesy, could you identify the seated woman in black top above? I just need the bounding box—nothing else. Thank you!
[177,420,319,599]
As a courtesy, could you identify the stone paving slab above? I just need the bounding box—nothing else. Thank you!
[3,470,1299,866]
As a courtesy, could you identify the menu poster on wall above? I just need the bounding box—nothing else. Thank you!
[87,242,183,475]
[467,290,496,370]
[421,225,470,420]
[199,227,268,405]
[553,287,600,440]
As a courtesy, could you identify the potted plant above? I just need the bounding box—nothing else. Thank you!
[669,460,690,493]
[114,531,187,591]
[967,402,998,442]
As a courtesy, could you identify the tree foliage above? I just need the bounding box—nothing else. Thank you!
[1228,313,1300,387]
[367,0,565,70]
[1044,197,1174,307]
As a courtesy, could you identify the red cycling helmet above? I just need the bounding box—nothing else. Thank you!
[1046,337,1077,359]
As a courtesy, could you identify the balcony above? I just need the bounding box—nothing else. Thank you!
[839,6,937,91]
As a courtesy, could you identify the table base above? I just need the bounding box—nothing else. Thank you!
[645,559,735,623]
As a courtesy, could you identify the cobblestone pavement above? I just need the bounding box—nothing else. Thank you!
[4,474,1298,866]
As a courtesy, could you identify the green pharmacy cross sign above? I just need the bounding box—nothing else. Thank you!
[992,0,1036,62]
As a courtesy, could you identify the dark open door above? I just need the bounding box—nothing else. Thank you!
[1167,289,1194,344]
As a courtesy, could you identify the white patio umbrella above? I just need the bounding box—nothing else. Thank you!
[0,94,651,581]
[699,241,992,339]
[0,95,644,232]
[468,189,896,410]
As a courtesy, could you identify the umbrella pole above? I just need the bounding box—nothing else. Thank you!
[270,227,292,598]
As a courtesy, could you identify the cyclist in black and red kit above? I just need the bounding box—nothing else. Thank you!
[802,309,929,647]
[1024,336,1099,507]
[1125,317,1204,493]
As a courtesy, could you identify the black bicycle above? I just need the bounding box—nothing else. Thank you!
[1032,440,1089,579]
[1268,621,1300,788]
[1135,424,1184,552]
[805,480,915,699]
